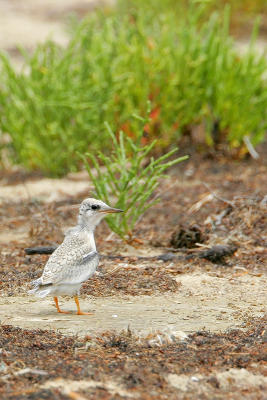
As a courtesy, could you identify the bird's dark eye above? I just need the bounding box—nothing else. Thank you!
[91,204,100,210]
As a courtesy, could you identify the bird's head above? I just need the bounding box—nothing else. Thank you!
[78,198,123,230]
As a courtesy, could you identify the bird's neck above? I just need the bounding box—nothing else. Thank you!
[74,224,96,251]
[77,218,100,251]
[78,214,102,232]
[86,230,97,251]
[77,214,106,251]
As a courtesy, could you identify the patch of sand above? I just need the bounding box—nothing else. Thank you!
[0,177,91,204]
[167,368,267,393]
[42,378,137,398]
[0,272,265,335]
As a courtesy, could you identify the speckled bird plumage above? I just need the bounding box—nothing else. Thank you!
[28,198,122,314]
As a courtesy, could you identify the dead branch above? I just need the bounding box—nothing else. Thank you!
[202,182,235,207]
[25,244,237,264]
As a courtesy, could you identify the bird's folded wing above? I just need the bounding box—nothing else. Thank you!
[81,250,98,264]
[40,244,99,285]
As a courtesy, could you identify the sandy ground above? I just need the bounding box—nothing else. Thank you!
[0,174,91,205]
[0,167,266,336]
[0,272,266,336]
[0,155,266,400]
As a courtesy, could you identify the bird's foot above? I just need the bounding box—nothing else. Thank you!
[77,311,94,316]
[57,309,71,314]
[53,297,71,314]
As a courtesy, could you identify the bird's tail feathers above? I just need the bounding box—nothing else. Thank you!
[30,278,42,287]
[28,288,51,298]
[28,279,52,298]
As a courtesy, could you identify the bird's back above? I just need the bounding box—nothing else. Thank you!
[40,229,99,286]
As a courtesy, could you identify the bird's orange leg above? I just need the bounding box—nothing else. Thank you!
[53,297,70,314]
[74,296,93,315]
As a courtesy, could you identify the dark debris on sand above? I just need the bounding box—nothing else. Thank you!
[0,154,266,297]
[0,153,266,399]
[0,318,266,399]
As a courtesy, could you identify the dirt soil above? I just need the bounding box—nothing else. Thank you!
[0,319,266,400]
[0,149,266,399]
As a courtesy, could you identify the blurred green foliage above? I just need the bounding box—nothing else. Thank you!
[0,0,266,175]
